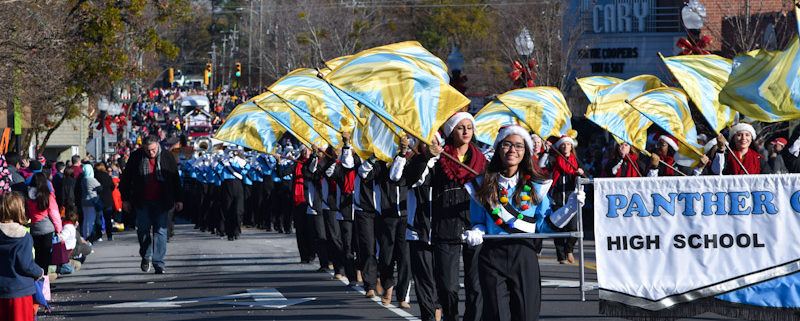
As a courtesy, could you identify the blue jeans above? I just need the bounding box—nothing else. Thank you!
[136,201,168,269]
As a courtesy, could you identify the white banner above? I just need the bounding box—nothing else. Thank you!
[593,174,800,310]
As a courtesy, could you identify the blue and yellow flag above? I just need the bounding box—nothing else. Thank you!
[269,68,358,132]
[351,107,400,162]
[496,87,572,140]
[324,41,470,145]
[576,76,623,104]
[474,100,527,146]
[321,55,353,75]
[661,54,736,132]
[251,93,329,148]
[582,76,665,152]
[214,99,284,153]
[627,87,704,166]
[719,35,800,122]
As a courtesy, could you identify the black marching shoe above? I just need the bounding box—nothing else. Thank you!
[154,267,166,274]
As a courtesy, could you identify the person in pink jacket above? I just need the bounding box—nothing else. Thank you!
[25,170,62,272]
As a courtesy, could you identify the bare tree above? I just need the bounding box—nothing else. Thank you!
[705,0,795,57]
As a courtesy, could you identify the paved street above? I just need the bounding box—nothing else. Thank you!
[42,222,735,321]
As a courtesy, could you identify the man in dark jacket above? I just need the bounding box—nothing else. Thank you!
[119,135,183,274]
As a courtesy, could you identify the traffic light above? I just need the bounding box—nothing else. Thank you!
[204,62,212,85]
[168,68,174,84]
[235,62,241,77]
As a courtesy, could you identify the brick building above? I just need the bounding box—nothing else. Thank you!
[562,0,796,115]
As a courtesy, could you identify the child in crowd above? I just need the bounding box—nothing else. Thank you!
[0,192,45,321]
[60,207,92,271]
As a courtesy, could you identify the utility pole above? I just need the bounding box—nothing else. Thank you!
[248,0,253,88]
[229,25,239,87]
[221,37,228,88]
[258,0,264,90]
[211,42,217,90]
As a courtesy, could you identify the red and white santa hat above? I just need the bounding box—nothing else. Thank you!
[729,123,757,140]
[494,125,534,154]
[655,134,679,151]
[444,112,476,137]
[553,135,578,149]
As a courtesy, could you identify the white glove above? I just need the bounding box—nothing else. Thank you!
[550,186,585,228]
[464,228,485,247]
[573,187,586,208]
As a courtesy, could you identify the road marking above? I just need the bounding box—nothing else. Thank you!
[95,288,315,309]
[327,271,421,321]
[541,279,599,290]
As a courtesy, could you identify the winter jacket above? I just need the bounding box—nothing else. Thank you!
[95,170,115,209]
[80,165,103,208]
[406,154,435,244]
[119,146,183,210]
[0,222,44,299]
[374,157,409,217]
[407,153,475,244]
[25,191,62,236]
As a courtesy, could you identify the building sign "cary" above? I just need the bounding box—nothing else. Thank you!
[592,1,649,33]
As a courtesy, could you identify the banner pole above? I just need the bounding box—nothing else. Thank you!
[577,178,592,302]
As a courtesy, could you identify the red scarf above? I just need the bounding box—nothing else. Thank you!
[292,158,307,206]
[343,169,356,194]
[724,148,762,175]
[658,153,675,176]
[616,153,640,177]
[439,143,486,185]
[552,153,578,187]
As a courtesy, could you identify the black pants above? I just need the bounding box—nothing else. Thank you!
[339,220,357,282]
[355,210,378,291]
[323,210,344,274]
[434,242,483,321]
[376,215,411,302]
[257,181,272,229]
[222,179,244,238]
[410,241,439,321]
[479,239,541,321]
[243,183,254,226]
[32,232,54,272]
[292,202,314,262]
[554,215,578,261]
[273,183,292,233]
[309,212,330,269]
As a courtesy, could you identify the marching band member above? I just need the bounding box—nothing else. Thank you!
[321,145,345,279]
[407,112,486,321]
[603,142,646,178]
[712,123,770,175]
[538,134,582,264]
[374,136,412,307]
[465,125,584,321]
[406,132,443,321]
[325,132,360,286]
[355,148,380,298]
[646,134,680,177]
